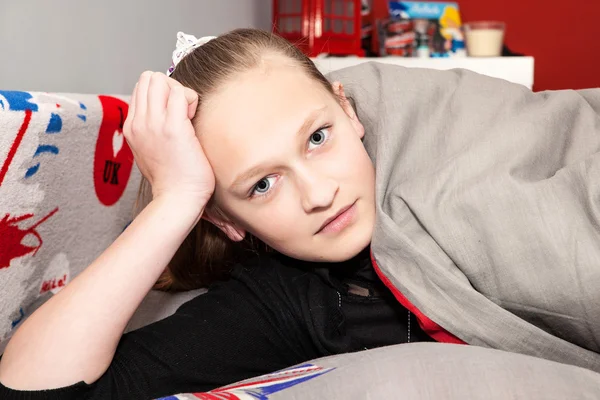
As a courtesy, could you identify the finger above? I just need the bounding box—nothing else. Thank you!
[123,82,137,135]
[135,71,153,119]
[165,77,198,119]
[184,87,199,120]
[130,82,138,112]
[124,83,138,129]
[147,72,170,119]
[165,85,189,126]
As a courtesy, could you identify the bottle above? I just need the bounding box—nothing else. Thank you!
[416,32,430,58]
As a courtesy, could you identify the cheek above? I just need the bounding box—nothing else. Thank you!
[328,130,372,178]
[225,192,305,244]
[333,138,375,198]
[350,140,374,176]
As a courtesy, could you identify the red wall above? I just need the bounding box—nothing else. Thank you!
[457,0,600,91]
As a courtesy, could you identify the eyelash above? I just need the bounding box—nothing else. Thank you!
[248,125,332,199]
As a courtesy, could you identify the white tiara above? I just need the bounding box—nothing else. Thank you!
[167,31,216,76]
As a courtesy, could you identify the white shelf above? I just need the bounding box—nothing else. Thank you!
[312,56,535,90]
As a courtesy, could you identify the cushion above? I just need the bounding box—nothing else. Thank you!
[0,90,195,352]
[160,342,600,399]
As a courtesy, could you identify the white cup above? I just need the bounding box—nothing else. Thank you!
[464,21,505,57]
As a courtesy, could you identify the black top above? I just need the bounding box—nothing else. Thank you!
[0,248,432,399]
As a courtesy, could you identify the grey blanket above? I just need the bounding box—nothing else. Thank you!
[327,62,600,371]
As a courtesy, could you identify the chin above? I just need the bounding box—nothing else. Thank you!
[324,247,368,262]
[327,232,372,262]
[314,218,374,262]
[259,206,375,263]
[271,228,372,263]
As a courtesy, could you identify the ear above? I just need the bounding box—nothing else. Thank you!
[201,207,246,242]
[331,81,364,139]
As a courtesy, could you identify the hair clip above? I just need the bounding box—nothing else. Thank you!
[167,31,216,76]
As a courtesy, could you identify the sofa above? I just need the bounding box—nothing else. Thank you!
[2,89,600,399]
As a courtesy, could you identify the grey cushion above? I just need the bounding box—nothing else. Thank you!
[173,343,600,399]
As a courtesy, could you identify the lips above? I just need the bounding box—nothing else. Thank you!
[316,201,356,234]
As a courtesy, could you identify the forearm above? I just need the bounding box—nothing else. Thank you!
[0,195,203,389]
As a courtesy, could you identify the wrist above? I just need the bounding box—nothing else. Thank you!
[152,192,208,219]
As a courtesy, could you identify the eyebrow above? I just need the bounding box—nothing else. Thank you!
[230,106,328,190]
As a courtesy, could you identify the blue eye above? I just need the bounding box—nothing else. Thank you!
[308,127,330,150]
[252,176,276,197]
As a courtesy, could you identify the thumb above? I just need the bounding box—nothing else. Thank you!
[165,76,199,119]
[182,87,199,120]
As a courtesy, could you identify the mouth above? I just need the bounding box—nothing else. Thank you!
[316,201,358,235]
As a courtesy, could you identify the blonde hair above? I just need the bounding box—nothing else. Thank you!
[135,28,335,292]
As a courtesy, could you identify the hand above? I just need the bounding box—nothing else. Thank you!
[124,71,215,205]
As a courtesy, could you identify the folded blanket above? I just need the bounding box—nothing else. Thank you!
[327,63,600,371]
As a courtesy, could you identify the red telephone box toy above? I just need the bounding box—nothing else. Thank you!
[273,0,365,57]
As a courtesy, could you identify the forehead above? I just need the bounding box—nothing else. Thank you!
[196,59,334,188]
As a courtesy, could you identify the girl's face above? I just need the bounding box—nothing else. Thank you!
[196,56,375,262]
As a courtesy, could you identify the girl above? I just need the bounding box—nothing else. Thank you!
[0,29,433,399]
[2,27,600,398]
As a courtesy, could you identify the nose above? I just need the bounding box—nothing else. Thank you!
[297,166,339,213]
